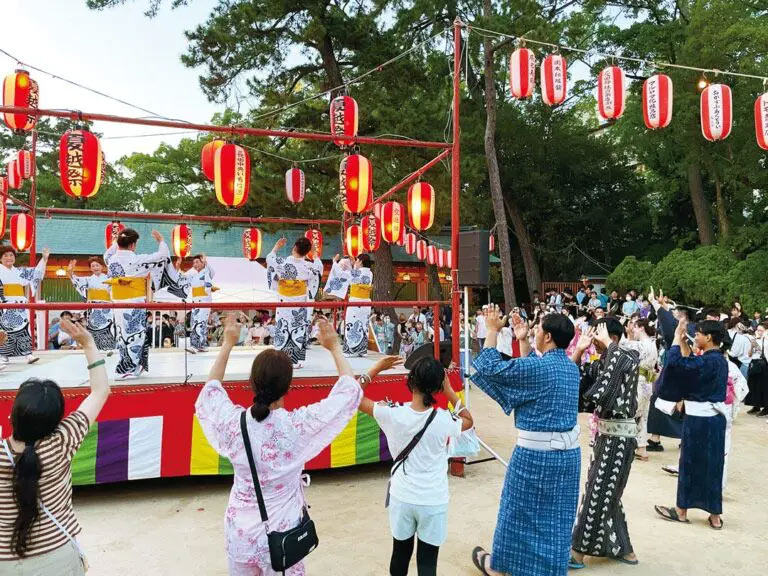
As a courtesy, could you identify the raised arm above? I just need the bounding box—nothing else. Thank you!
[68,260,88,300]
[208,314,241,382]
[63,319,110,424]
[135,231,170,266]
[358,355,404,416]
[441,375,474,431]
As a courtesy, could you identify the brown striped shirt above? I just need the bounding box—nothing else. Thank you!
[0,410,89,561]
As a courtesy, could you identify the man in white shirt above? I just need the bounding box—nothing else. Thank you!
[727,318,752,379]
[408,306,427,327]
[475,307,488,348]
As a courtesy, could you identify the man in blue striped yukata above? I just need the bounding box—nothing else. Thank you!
[470,306,581,576]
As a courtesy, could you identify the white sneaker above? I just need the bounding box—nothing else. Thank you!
[196,347,209,353]
[118,372,136,380]
[26,355,39,365]
[293,362,304,370]
[185,348,197,355]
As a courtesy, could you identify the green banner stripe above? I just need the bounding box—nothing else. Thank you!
[218,454,234,475]
[355,412,380,465]
[72,423,98,486]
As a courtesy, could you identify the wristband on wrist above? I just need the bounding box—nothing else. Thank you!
[87,359,105,370]
[359,373,372,386]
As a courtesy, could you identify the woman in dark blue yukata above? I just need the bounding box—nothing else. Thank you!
[654,318,728,530]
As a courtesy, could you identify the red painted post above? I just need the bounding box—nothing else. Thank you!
[28,129,38,350]
[433,304,440,360]
[450,19,463,365]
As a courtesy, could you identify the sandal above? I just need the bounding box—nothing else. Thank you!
[708,516,724,531]
[633,451,649,461]
[568,556,586,570]
[612,556,639,566]
[471,546,492,575]
[654,505,690,523]
[662,465,678,476]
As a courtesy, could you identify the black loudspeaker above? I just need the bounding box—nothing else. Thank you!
[404,340,453,369]
[458,230,489,286]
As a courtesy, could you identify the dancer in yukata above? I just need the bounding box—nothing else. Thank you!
[68,257,116,352]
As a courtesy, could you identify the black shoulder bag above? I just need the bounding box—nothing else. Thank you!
[240,411,319,574]
[385,408,437,507]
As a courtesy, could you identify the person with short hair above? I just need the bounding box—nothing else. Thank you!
[67,257,116,352]
[185,254,216,353]
[57,312,76,350]
[324,253,374,357]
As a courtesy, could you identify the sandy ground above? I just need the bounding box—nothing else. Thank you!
[73,391,768,575]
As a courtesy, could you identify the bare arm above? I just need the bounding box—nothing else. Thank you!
[64,319,110,424]
[358,356,404,416]
[316,318,353,378]
[442,376,473,431]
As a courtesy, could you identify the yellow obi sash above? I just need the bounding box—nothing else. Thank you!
[639,366,658,383]
[349,284,372,299]
[87,289,111,302]
[192,286,208,298]
[277,279,307,298]
[2,284,25,297]
[105,277,146,301]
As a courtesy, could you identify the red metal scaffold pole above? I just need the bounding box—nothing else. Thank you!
[451,19,462,365]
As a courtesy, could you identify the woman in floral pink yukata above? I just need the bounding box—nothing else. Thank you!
[196,314,399,575]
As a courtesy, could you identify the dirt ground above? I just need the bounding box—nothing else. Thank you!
[73,391,768,575]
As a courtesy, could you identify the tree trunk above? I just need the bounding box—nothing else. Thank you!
[373,242,401,353]
[714,174,729,240]
[687,163,714,245]
[426,264,442,301]
[318,34,345,96]
[482,0,517,307]
[504,197,541,299]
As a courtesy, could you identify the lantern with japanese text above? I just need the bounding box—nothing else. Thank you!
[242,227,262,261]
[2,70,39,132]
[755,93,768,151]
[17,150,32,179]
[540,54,567,106]
[340,154,372,213]
[285,166,305,203]
[489,235,495,252]
[426,245,437,266]
[361,215,380,252]
[105,221,125,251]
[9,213,33,251]
[407,182,434,231]
[214,144,250,208]
[345,224,363,259]
[0,202,5,238]
[643,74,673,130]
[201,139,225,180]
[373,202,382,220]
[381,201,404,244]
[701,84,732,142]
[415,239,427,261]
[597,66,625,121]
[0,175,7,196]
[305,228,323,258]
[59,130,103,199]
[509,47,536,99]
[172,224,192,258]
[437,248,448,269]
[330,95,358,148]
[405,233,417,255]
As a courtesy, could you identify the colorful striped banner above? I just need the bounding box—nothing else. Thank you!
[190,415,232,475]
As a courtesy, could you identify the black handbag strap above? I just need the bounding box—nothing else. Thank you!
[240,410,269,524]
[390,409,437,477]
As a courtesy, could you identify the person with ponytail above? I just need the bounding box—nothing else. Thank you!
[1,319,110,573]
[195,314,377,575]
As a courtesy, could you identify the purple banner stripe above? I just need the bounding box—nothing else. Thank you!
[379,428,391,462]
[95,419,130,484]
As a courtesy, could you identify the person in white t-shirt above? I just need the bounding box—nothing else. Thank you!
[359,356,473,576]
[475,308,488,348]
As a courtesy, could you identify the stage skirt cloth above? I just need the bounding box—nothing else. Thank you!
[113,304,150,375]
[745,370,768,409]
[0,308,33,358]
[190,305,210,349]
[343,296,371,357]
[491,446,580,576]
[677,413,725,515]
[647,394,682,439]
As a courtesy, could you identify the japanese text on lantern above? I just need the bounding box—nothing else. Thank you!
[603,72,614,110]
[712,89,722,130]
[234,149,246,192]
[67,133,85,189]
[647,81,657,119]
[553,60,563,93]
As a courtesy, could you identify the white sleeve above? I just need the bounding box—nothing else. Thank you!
[135,241,170,266]
[104,242,118,263]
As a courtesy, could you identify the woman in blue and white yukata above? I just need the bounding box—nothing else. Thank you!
[0,246,48,367]
[324,253,373,357]
[68,256,116,352]
[184,254,215,352]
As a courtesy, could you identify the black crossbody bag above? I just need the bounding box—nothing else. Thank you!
[385,408,437,507]
[240,411,319,574]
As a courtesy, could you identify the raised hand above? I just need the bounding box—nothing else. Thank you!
[151,230,163,243]
[60,318,95,349]
[594,323,612,348]
[221,314,241,347]
[484,305,507,333]
[513,322,529,341]
[333,254,341,263]
[42,248,51,261]
[274,237,288,251]
[577,327,595,350]
[316,318,340,350]
[370,355,404,377]
[67,259,76,276]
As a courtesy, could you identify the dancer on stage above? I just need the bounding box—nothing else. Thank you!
[104,228,169,379]
[324,253,373,357]
[151,255,191,301]
[185,254,215,352]
[266,236,315,368]
[304,253,325,351]
[470,307,581,576]
[68,257,116,352]
[654,319,728,530]
[569,317,640,569]
[0,246,49,365]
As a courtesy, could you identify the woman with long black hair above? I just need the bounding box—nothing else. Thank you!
[0,319,110,574]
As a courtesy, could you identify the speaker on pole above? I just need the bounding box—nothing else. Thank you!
[458,229,489,286]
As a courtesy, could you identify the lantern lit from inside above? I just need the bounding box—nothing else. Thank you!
[447,250,453,269]
[6,161,20,190]
[105,221,125,251]
[214,144,250,209]
[59,130,104,199]
[489,235,495,252]
[345,224,363,259]
[330,95,359,148]
[541,54,567,106]
[426,245,437,265]
[361,215,380,252]
[0,202,6,238]
[397,228,407,247]
[200,139,225,181]
[407,182,435,231]
[755,93,768,151]
[437,248,447,268]
[0,175,7,196]
[285,167,305,203]
[172,224,192,258]
[701,84,732,142]
[340,154,372,213]
[373,202,382,220]
[509,47,536,99]
[242,227,262,261]
[10,213,34,251]
[17,150,32,179]
[597,66,625,120]
[643,74,673,130]
[405,233,417,255]
[381,201,404,244]
[305,228,323,258]
[415,239,427,260]
[2,70,39,132]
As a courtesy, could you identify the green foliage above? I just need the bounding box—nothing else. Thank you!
[606,256,654,294]
[725,252,768,316]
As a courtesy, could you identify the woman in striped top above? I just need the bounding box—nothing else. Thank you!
[1,319,110,574]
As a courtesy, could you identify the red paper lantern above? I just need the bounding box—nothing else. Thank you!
[489,235,495,252]
[437,248,448,269]
[755,93,768,151]
[285,167,305,204]
[172,224,192,258]
[405,233,417,255]
[415,239,427,260]
[242,227,262,261]
[201,140,225,181]
[361,215,380,252]
[540,54,567,106]
[0,175,7,196]
[381,201,404,244]
[2,70,39,132]
[397,228,407,247]
[330,95,358,148]
[0,202,5,238]
[701,84,732,142]
[426,245,438,266]
[6,161,21,190]
[643,74,673,130]
[345,224,363,259]
[105,221,125,251]
[214,144,250,208]
[373,202,382,220]
[59,130,104,199]
[447,250,453,269]
[509,48,536,99]
[10,213,33,251]
[598,66,625,120]
[407,182,435,231]
[340,154,372,214]
[17,150,32,179]
[305,229,323,258]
